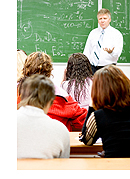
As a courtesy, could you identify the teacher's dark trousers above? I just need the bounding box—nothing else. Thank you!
[91,64,116,75]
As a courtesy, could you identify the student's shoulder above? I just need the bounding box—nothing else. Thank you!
[61,80,69,89]
[51,118,70,141]
[17,106,26,118]
[49,116,69,133]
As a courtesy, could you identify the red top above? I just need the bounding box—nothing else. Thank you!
[17,84,88,132]
[17,88,21,105]
[47,95,87,132]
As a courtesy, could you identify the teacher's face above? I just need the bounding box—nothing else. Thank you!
[98,14,111,29]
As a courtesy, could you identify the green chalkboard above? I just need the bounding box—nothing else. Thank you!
[103,0,130,63]
[17,0,98,62]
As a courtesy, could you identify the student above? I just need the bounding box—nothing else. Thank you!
[17,49,27,81]
[17,49,27,104]
[17,51,88,132]
[61,53,93,110]
[79,65,130,158]
[17,74,70,159]
[83,8,123,74]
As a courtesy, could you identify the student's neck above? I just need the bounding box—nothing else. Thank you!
[43,107,48,114]
[43,102,51,114]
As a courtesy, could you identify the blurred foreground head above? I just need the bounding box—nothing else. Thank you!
[91,65,130,111]
[18,74,55,111]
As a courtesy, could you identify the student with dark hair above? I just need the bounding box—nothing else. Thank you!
[17,74,70,159]
[61,53,93,110]
[17,51,88,132]
[79,65,130,158]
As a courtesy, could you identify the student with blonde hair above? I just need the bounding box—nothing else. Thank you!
[17,74,70,159]
[17,49,27,81]
[17,49,27,104]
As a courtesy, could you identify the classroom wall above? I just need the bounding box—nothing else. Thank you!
[50,63,130,86]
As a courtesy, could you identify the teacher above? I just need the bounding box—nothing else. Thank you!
[83,8,123,74]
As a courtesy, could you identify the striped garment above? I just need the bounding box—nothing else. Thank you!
[85,112,97,145]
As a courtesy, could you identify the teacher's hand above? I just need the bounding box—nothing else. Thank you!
[103,47,115,53]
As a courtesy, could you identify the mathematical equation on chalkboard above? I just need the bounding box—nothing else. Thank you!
[17,0,130,62]
[111,0,129,29]
[17,0,98,61]
[110,0,130,62]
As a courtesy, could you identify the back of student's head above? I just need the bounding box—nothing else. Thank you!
[23,52,53,78]
[17,49,27,81]
[66,53,92,80]
[91,65,130,111]
[18,74,55,109]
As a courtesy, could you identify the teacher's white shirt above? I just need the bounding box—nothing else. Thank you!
[83,25,123,66]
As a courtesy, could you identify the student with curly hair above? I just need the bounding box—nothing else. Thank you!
[17,52,53,97]
[79,65,130,158]
[17,51,88,132]
[61,53,93,110]
[17,74,70,159]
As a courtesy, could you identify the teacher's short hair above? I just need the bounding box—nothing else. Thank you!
[97,8,111,19]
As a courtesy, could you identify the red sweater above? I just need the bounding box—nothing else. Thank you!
[47,96,88,132]
[17,86,88,131]
[17,88,21,105]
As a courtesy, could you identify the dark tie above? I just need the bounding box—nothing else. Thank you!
[93,30,104,66]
